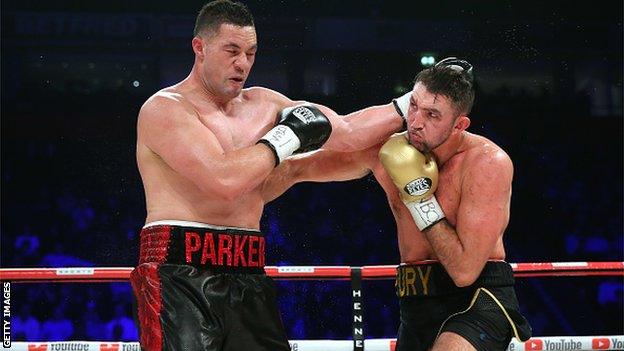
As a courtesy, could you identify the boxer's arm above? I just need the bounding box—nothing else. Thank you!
[138,94,275,200]
[261,147,377,203]
[423,151,513,287]
[264,88,403,152]
[314,104,404,152]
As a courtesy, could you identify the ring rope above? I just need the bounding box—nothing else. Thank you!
[2,263,622,350]
[1,261,622,282]
[4,336,624,351]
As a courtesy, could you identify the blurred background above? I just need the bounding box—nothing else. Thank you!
[2,0,622,343]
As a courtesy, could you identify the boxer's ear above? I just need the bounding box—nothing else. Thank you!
[192,37,204,58]
[454,115,470,132]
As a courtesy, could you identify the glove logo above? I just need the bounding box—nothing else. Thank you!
[292,107,315,124]
[405,177,432,196]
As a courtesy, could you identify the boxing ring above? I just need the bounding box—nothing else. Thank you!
[1,261,623,351]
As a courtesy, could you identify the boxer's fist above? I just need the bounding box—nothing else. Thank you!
[259,105,332,165]
[379,133,438,202]
[379,133,445,230]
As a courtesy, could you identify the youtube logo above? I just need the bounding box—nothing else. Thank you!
[525,339,543,350]
[592,338,610,349]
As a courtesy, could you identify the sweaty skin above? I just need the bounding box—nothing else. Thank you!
[263,78,515,351]
[137,23,402,230]
[263,82,512,286]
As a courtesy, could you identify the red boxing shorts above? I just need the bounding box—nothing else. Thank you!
[130,220,290,351]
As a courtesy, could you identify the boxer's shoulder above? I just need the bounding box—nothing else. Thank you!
[442,133,512,183]
[464,133,510,161]
[242,86,299,110]
[138,90,200,136]
[141,88,189,113]
[460,134,513,181]
[242,86,283,101]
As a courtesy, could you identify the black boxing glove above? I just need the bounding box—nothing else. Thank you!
[258,104,332,166]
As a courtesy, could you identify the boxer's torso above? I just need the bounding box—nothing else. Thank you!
[137,83,281,229]
[371,132,508,263]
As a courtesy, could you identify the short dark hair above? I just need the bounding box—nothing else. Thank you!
[414,65,475,116]
[193,0,255,37]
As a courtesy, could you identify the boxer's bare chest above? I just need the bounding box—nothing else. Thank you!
[375,151,466,226]
[374,151,468,261]
[194,98,277,151]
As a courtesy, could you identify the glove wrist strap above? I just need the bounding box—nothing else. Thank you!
[405,196,445,231]
[392,92,411,130]
[259,125,301,165]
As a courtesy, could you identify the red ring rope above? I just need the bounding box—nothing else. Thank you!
[1,261,622,282]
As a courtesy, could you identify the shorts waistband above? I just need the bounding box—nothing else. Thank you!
[139,222,265,273]
[396,261,514,298]
[144,219,259,233]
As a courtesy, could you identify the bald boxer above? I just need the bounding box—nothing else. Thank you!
[130,1,405,350]
[263,58,532,351]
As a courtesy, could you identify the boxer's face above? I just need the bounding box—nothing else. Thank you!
[196,23,257,99]
[406,82,460,153]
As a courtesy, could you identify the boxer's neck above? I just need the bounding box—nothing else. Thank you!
[432,131,468,166]
[188,65,236,111]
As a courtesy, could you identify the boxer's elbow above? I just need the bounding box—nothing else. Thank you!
[217,184,245,202]
[198,177,248,201]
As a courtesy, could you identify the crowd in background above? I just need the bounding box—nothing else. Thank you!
[2,0,622,342]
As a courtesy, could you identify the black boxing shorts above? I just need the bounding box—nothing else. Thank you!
[129,220,290,351]
[395,261,532,351]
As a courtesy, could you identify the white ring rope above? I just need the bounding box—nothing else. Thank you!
[4,336,624,351]
[2,263,622,351]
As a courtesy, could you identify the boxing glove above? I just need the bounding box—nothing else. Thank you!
[379,133,445,230]
[259,104,332,166]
